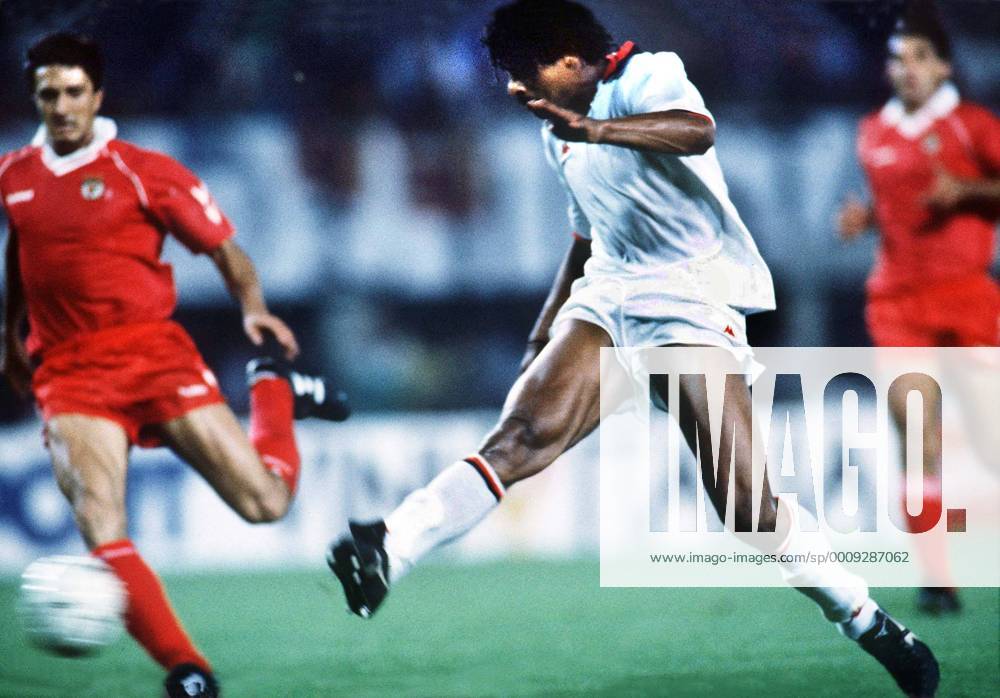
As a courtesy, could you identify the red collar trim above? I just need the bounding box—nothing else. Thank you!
[602,41,636,81]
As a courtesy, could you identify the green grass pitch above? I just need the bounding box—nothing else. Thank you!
[1,561,997,696]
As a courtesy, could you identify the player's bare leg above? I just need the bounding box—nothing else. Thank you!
[328,319,610,615]
[664,353,871,622]
[339,332,859,622]
[47,415,130,548]
[46,414,215,689]
[479,319,611,484]
[162,325,354,519]
[668,356,938,695]
[330,329,939,695]
[158,340,351,521]
[670,367,774,533]
[158,403,294,523]
[335,333,849,620]
[889,372,959,614]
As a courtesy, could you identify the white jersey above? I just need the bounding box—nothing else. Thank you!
[543,49,775,314]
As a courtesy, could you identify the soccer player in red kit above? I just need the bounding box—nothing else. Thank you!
[837,10,1000,614]
[1,33,348,696]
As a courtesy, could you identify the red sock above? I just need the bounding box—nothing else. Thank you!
[249,376,301,494]
[902,478,953,587]
[92,540,209,671]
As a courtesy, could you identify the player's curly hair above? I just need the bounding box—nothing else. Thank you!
[24,32,104,92]
[891,0,951,61]
[482,0,613,82]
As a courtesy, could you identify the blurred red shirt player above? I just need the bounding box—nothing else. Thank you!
[839,23,1000,347]
[838,11,1000,616]
[0,33,345,697]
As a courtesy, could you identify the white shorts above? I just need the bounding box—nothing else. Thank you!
[552,272,765,407]
[551,272,751,350]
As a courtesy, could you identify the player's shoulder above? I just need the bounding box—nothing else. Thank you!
[0,144,41,183]
[854,107,891,157]
[857,107,886,139]
[107,139,175,167]
[107,140,194,181]
[604,50,690,112]
[859,107,883,129]
[953,101,998,127]
[618,50,686,85]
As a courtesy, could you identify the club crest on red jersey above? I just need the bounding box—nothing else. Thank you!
[921,133,941,155]
[80,177,105,201]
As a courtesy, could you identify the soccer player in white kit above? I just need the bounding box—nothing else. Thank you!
[330,2,938,694]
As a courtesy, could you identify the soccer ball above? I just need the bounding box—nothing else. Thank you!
[18,555,126,657]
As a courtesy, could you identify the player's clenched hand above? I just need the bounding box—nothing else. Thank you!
[243,313,300,360]
[836,195,872,240]
[527,99,602,143]
[925,167,966,212]
[0,337,32,397]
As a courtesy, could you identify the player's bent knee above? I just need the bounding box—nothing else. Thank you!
[508,413,566,452]
[483,414,565,484]
[235,488,289,524]
[256,494,289,523]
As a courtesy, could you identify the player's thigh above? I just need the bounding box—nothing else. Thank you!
[887,371,942,431]
[482,319,612,481]
[886,371,942,476]
[157,403,285,520]
[662,343,755,441]
[664,344,770,528]
[45,414,130,546]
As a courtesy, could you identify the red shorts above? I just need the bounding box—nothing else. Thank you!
[32,321,225,447]
[866,275,1000,347]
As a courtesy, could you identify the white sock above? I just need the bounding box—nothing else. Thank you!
[384,456,504,583]
[775,499,873,626]
[838,598,880,640]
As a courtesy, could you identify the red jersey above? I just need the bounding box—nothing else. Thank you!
[0,118,234,358]
[857,83,1000,296]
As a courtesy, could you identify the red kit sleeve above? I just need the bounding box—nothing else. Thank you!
[966,105,1000,175]
[139,151,235,254]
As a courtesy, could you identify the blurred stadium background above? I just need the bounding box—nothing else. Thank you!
[1,1,998,695]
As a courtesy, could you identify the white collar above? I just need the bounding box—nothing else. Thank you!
[879,82,959,140]
[31,116,118,176]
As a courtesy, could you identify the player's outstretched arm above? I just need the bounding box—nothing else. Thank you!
[1,227,31,396]
[520,235,591,374]
[925,167,1000,211]
[527,99,714,156]
[210,239,299,360]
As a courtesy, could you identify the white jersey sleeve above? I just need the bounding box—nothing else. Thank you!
[615,52,714,123]
[543,126,592,239]
[564,187,592,239]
